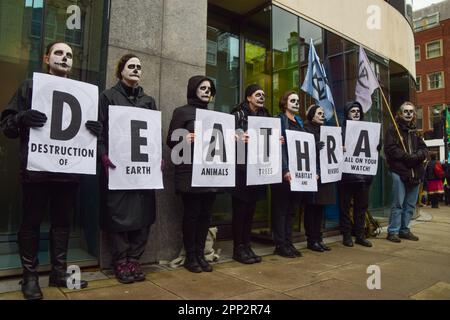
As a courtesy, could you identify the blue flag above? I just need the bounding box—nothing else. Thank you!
[301,39,335,120]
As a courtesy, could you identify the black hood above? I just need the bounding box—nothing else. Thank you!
[186,75,216,107]
[344,101,364,121]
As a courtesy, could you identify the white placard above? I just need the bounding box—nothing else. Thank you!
[320,126,343,183]
[247,116,282,186]
[27,73,98,175]
[108,106,163,190]
[192,108,236,187]
[342,121,381,176]
[286,130,317,192]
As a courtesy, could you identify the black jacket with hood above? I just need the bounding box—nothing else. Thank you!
[341,101,373,185]
[98,80,157,232]
[166,75,218,194]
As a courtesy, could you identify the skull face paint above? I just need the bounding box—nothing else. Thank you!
[313,107,325,125]
[400,104,415,122]
[45,43,73,76]
[248,90,265,109]
[348,107,361,121]
[196,80,212,103]
[121,57,142,86]
[287,94,300,113]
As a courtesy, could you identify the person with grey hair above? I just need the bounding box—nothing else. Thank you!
[384,101,428,243]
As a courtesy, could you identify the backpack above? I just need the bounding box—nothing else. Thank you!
[434,161,445,179]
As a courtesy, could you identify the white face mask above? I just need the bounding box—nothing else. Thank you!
[248,90,265,108]
[400,105,415,122]
[46,43,73,76]
[348,107,361,121]
[196,80,212,103]
[121,57,142,85]
[313,107,325,125]
[287,94,300,113]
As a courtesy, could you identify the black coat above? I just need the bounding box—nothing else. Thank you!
[384,119,428,184]
[229,102,270,203]
[303,121,336,205]
[1,79,78,183]
[166,75,218,194]
[98,81,157,232]
[341,101,373,185]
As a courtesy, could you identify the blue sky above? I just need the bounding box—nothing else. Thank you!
[413,0,446,11]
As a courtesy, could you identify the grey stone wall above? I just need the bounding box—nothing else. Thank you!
[100,0,207,268]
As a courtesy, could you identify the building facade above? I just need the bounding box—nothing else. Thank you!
[0,0,416,276]
[414,1,450,139]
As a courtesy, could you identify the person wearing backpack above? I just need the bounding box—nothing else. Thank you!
[425,153,444,208]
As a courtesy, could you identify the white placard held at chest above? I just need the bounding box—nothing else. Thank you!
[192,108,235,187]
[108,106,163,190]
[320,126,343,183]
[27,73,98,175]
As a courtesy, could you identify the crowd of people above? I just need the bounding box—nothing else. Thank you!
[0,42,438,300]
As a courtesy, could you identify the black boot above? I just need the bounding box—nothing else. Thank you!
[244,243,262,263]
[184,253,202,273]
[196,254,213,272]
[18,231,43,300]
[342,234,354,247]
[233,244,256,264]
[48,228,88,289]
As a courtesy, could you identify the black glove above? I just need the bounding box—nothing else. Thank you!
[417,149,427,161]
[376,144,381,152]
[316,141,325,151]
[85,120,103,137]
[15,110,47,128]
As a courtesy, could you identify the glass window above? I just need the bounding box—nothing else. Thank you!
[429,105,443,129]
[272,6,299,115]
[416,76,421,92]
[415,46,420,61]
[426,40,442,59]
[416,106,423,130]
[428,71,444,90]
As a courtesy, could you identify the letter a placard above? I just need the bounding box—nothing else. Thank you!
[108,106,163,190]
[27,73,98,174]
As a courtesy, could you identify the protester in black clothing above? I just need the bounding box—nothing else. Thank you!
[271,91,304,258]
[0,42,100,299]
[167,75,217,273]
[303,105,336,252]
[339,101,373,248]
[230,84,271,264]
[98,54,158,283]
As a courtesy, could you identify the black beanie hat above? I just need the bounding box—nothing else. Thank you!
[306,104,321,122]
[245,84,263,98]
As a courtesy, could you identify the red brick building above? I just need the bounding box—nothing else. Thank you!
[414,1,450,138]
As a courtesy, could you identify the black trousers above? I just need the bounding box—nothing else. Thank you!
[339,182,369,238]
[182,193,216,256]
[110,227,150,265]
[304,204,324,244]
[232,196,256,248]
[429,193,439,208]
[271,182,301,247]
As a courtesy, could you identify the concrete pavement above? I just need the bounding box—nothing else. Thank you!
[1,206,449,300]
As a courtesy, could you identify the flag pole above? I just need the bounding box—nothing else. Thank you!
[333,107,340,127]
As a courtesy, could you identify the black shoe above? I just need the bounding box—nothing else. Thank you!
[20,274,42,300]
[288,243,302,257]
[184,255,202,273]
[399,232,419,241]
[233,244,256,264]
[355,237,373,247]
[113,262,134,284]
[307,242,324,252]
[318,242,331,251]
[245,244,262,263]
[48,270,89,289]
[274,245,296,258]
[342,234,354,247]
[196,255,213,272]
[386,233,401,243]
[128,261,146,281]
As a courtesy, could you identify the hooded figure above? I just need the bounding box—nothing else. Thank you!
[97,54,157,284]
[339,101,373,248]
[166,75,217,273]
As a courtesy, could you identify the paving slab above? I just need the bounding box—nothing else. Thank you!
[225,289,295,300]
[148,268,263,300]
[285,278,407,300]
[411,282,450,300]
[66,281,179,300]
[0,287,67,300]
[387,248,450,268]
